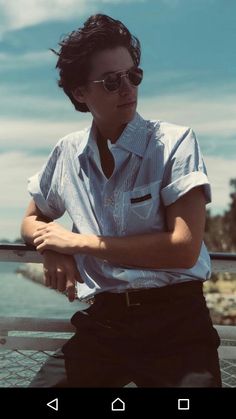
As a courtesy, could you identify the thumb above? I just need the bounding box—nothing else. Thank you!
[76,270,84,284]
[66,275,76,302]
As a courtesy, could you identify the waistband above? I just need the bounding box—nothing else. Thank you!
[84,280,203,308]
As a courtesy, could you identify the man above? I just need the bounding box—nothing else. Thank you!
[21,14,221,387]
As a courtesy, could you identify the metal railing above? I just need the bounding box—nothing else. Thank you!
[0,244,236,387]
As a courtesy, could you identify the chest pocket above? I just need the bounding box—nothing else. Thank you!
[120,180,162,234]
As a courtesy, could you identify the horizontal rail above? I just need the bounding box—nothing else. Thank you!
[0,336,70,351]
[2,317,233,339]
[0,317,74,351]
[0,244,43,263]
[1,244,236,272]
[0,316,74,333]
[215,325,236,359]
[0,317,236,358]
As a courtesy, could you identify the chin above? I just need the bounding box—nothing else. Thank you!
[119,107,136,124]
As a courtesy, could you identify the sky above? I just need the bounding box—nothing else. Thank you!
[0,0,236,240]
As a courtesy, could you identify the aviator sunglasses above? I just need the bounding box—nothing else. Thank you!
[90,67,143,93]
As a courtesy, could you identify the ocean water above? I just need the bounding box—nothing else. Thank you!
[0,261,83,319]
[0,261,85,387]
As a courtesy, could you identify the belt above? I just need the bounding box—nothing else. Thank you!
[84,281,203,308]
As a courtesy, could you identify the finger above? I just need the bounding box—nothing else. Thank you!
[56,269,66,292]
[50,272,57,289]
[66,276,76,302]
[33,228,47,237]
[35,222,54,231]
[76,271,84,284]
[33,236,44,245]
[36,243,46,252]
[36,241,52,252]
[43,269,51,287]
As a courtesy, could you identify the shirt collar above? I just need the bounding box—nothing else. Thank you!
[76,111,148,158]
[75,121,98,159]
[86,120,99,157]
[116,112,148,157]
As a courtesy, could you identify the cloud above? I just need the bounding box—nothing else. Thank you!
[0,152,45,208]
[204,156,236,214]
[0,0,88,33]
[0,118,90,148]
[0,0,144,35]
[0,51,53,69]
[2,90,236,148]
[139,91,236,138]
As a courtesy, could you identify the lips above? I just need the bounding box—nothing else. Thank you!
[117,100,136,108]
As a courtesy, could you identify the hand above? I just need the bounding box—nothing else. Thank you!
[33,222,78,254]
[41,250,83,302]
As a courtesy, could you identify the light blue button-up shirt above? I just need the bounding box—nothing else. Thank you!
[28,112,212,299]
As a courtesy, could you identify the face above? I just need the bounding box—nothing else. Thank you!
[74,47,140,132]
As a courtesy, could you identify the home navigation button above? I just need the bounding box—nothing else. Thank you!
[111,397,125,411]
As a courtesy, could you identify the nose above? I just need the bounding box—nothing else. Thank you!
[119,74,133,95]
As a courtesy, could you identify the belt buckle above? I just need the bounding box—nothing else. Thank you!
[125,291,141,307]
[79,296,95,306]
[85,297,95,305]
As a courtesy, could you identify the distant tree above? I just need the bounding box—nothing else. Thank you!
[223,178,236,250]
[14,237,24,243]
[0,238,10,243]
[204,210,229,251]
[204,178,236,252]
[0,237,24,244]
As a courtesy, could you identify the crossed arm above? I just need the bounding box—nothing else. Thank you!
[21,186,206,270]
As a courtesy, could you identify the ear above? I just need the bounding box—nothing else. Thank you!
[72,86,86,103]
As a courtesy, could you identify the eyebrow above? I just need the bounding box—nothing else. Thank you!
[99,65,135,79]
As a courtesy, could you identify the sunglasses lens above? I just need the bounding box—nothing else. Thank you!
[128,68,143,86]
[104,74,120,92]
[104,68,143,92]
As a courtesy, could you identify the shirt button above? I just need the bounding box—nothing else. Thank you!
[104,197,114,206]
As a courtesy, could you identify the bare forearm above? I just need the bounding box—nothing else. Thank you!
[21,216,51,246]
[33,188,204,269]
[33,225,195,269]
[77,232,194,269]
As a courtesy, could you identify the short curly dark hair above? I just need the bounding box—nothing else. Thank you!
[51,14,141,113]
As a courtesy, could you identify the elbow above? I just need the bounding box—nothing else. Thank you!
[20,219,27,241]
[20,219,30,245]
[181,246,200,269]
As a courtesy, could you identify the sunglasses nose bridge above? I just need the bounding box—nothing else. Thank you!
[118,72,133,91]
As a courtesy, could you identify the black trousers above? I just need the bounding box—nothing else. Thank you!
[29,281,222,388]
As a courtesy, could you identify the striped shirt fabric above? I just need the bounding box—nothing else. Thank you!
[28,112,212,299]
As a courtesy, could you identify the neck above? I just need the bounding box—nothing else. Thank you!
[95,122,127,145]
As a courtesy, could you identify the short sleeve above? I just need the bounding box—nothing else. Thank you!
[161,128,211,206]
[27,142,66,219]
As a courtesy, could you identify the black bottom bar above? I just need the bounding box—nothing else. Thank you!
[1,388,235,417]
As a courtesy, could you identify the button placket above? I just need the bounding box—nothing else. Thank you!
[102,182,110,234]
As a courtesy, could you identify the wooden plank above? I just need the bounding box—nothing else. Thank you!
[0,250,235,271]
[0,319,235,355]
[1,246,236,270]
[218,346,236,360]
[0,317,75,333]
[0,336,70,351]
[1,337,236,356]
[0,249,43,263]
[215,325,236,340]
[211,259,236,273]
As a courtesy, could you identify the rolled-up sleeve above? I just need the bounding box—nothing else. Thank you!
[27,142,66,219]
[161,128,211,206]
